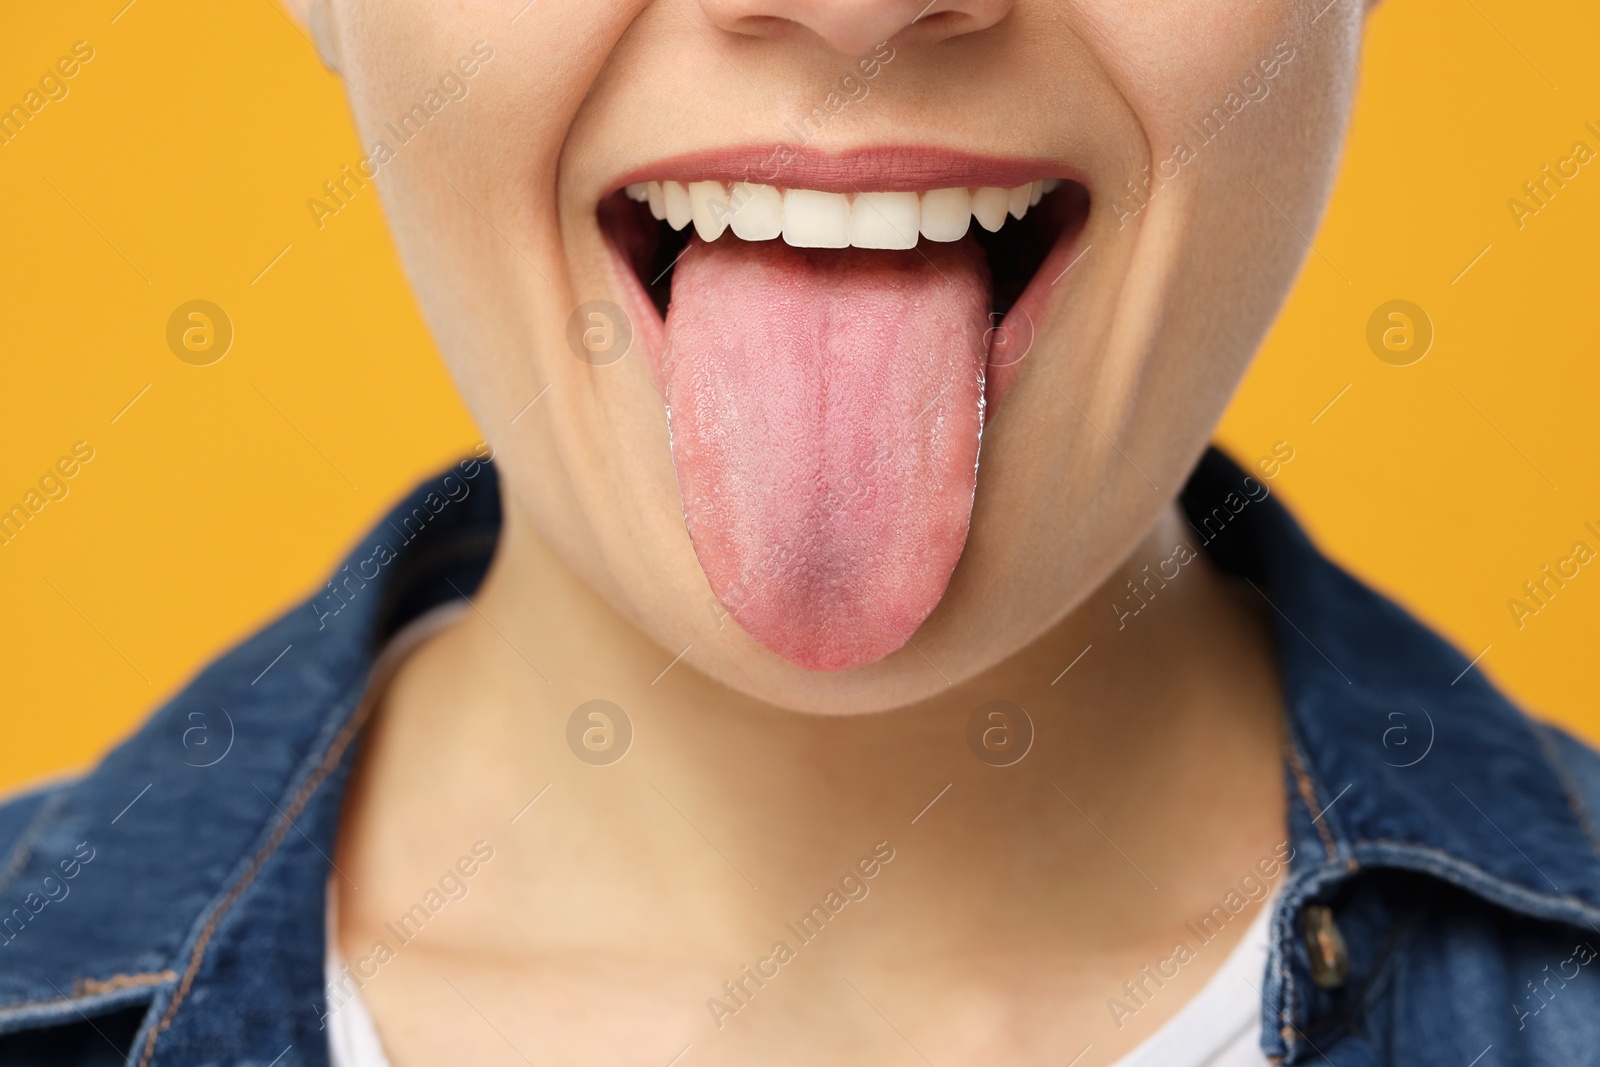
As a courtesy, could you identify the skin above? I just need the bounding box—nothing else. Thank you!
[285,0,1371,1062]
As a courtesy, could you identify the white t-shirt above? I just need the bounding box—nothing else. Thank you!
[325,935,391,1067]
[324,607,1274,1067]
[1104,893,1276,1067]
[325,894,1276,1067]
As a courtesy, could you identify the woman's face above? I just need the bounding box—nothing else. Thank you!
[300,0,1362,713]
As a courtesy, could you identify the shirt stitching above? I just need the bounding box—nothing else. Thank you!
[0,969,176,1020]
[0,789,69,897]
[1284,736,1339,863]
[1530,721,1600,863]
[74,969,178,997]
[134,685,371,1067]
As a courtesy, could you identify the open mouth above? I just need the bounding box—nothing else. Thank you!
[596,149,1091,672]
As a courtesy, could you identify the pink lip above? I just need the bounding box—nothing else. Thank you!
[609,144,1088,195]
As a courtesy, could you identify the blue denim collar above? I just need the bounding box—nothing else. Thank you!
[2,448,1598,1066]
[1178,452,1600,1058]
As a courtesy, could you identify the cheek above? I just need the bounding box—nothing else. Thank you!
[1072,0,1326,155]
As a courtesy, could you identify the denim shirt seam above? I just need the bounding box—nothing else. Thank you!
[0,975,179,1036]
[1344,838,1600,924]
[131,673,374,1067]
[1529,721,1600,863]
[1275,714,1355,1063]
[0,787,71,898]
[1284,733,1341,865]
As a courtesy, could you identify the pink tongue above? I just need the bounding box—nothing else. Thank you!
[662,236,991,671]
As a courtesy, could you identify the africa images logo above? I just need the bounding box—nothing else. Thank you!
[705,841,896,1029]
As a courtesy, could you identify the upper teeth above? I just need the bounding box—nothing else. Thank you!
[624,179,1063,249]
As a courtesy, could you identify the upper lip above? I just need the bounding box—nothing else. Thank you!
[607,144,1087,196]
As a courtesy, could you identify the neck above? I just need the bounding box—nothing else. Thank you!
[337,500,1286,974]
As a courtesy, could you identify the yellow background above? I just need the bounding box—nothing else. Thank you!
[2,1,1596,793]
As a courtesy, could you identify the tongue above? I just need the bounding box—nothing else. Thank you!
[662,236,991,671]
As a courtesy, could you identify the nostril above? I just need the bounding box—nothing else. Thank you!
[695,0,1014,55]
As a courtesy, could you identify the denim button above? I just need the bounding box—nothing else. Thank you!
[1303,905,1350,989]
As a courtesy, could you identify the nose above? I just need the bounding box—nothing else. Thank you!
[697,0,1013,56]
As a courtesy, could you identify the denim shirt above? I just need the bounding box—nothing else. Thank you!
[3,449,1599,1067]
